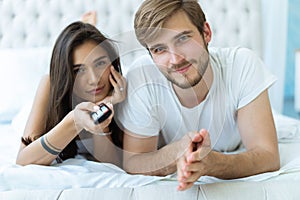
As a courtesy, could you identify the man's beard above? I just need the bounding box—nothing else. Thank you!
[161,55,209,89]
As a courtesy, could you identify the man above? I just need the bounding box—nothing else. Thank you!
[116,0,279,191]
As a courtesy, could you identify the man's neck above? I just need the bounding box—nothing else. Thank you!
[172,64,213,108]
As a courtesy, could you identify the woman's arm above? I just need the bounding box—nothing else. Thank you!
[93,134,121,167]
[16,75,79,165]
[91,66,127,167]
[92,103,122,167]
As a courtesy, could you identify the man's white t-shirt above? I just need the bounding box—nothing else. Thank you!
[116,47,277,152]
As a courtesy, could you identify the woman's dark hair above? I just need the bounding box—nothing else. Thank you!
[44,21,122,160]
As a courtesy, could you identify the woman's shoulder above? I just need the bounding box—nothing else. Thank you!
[36,74,50,92]
[41,74,50,85]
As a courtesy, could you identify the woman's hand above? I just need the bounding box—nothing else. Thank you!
[108,66,127,104]
[73,102,114,135]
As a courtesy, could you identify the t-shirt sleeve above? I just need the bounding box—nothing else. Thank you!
[115,57,161,137]
[230,48,277,109]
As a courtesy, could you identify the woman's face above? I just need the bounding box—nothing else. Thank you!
[72,40,112,103]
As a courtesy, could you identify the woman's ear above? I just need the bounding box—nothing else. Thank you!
[203,22,212,45]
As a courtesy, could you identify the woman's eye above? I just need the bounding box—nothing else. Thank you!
[95,60,107,67]
[74,67,85,74]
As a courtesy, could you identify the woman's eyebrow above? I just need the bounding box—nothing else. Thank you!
[73,56,108,68]
[73,64,84,68]
[93,56,108,63]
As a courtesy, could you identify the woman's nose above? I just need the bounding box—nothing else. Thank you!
[87,69,99,85]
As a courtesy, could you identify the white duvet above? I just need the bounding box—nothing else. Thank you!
[0,113,300,192]
[0,159,165,191]
[1,143,300,192]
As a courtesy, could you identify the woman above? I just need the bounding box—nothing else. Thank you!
[16,21,126,167]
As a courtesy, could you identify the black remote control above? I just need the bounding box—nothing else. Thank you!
[90,103,112,125]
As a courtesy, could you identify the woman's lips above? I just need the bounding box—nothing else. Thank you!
[87,86,104,95]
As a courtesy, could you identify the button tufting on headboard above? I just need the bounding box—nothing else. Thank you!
[0,0,287,112]
[0,0,262,57]
[200,0,262,57]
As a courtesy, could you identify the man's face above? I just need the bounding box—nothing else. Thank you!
[147,11,210,89]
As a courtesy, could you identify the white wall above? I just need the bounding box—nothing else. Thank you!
[295,50,300,112]
[261,0,288,113]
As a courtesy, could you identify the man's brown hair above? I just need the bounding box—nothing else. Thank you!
[134,0,206,48]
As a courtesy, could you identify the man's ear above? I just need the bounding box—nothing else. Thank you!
[203,22,212,45]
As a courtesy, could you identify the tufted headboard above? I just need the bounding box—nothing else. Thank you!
[3,0,284,120]
[200,0,262,56]
[0,0,137,47]
[0,0,262,56]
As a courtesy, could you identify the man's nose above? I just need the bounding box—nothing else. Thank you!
[168,48,184,64]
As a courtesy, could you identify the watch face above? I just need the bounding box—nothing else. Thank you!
[90,103,112,124]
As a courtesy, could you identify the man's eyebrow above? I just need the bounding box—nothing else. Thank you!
[149,44,164,51]
[173,30,193,41]
[148,30,194,51]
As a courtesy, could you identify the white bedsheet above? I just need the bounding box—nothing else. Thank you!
[1,148,300,192]
[0,124,20,166]
[1,114,300,193]
[0,159,165,191]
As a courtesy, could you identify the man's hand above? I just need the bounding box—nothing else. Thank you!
[177,129,212,191]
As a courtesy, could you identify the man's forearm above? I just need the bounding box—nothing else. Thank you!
[207,147,280,179]
[123,139,190,176]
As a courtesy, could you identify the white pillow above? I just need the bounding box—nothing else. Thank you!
[11,100,33,136]
[273,111,300,142]
[0,47,51,122]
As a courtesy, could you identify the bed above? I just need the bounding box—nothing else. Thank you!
[0,0,299,199]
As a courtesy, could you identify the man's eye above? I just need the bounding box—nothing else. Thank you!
[152,47,165,54]
[178,35,189,43]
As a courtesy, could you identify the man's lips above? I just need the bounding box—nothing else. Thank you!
[175,64,192,74]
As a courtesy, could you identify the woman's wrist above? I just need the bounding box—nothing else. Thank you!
[67,111,83,135]
[94,131,112,136]
[93,126,111,136]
